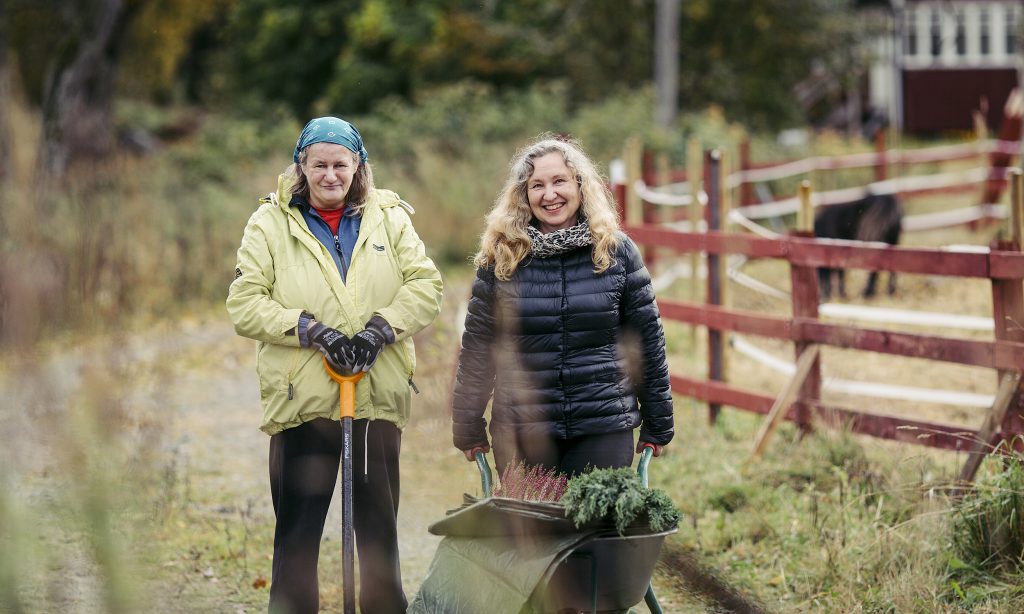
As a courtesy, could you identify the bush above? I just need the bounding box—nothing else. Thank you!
[563,467,680,535]
[951,454,1024,576]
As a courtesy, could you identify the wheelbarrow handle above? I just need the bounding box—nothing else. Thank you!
[637,445,655,488]
[474,450,493,497]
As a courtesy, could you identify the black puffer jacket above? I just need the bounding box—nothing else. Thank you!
[452,233,673,450]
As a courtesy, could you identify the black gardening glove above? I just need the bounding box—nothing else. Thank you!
[308,321,353,373]
[348,316,392,373]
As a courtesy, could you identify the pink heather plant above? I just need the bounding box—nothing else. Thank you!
[493,459,569,502]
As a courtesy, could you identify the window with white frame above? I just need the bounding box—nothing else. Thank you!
[980,6,991,55]
[955,10,967,55]
[930,8,943,57]
[1007,4,1019,55]
[905,7,918,56]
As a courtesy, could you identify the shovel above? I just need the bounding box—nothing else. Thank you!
[323,357,365,614]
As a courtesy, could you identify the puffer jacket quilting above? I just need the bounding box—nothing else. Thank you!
[452,233,673,449]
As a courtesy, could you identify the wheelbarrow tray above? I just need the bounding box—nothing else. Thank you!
[541,527,676,612]
[410,496,675,614]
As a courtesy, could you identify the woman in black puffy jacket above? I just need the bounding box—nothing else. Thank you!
[451,136,674,477]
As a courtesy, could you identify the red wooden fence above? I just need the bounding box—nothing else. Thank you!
[620,149,1024,454]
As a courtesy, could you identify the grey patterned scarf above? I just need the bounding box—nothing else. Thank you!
[526,220,593,258]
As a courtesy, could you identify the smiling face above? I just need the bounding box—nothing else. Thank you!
[303,143,359,210]
[527,152,581,234]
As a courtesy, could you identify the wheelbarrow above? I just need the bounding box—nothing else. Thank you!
[469,446,674,614]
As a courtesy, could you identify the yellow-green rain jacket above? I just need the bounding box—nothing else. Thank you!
[227,174,443,435]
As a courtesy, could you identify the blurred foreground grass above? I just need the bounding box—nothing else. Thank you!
[7,306,1024,612]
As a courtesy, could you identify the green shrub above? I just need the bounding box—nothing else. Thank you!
[563,467,680,535]
[951,454,1024,576]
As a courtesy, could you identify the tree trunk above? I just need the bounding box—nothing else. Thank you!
[40,0,139,176]
[654,0,680,128]
[0,4,11,182]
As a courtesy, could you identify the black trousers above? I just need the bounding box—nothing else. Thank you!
[491,428,634,478]
[268,417,406,614]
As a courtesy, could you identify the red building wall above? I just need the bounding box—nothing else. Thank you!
[903,68,1018,134]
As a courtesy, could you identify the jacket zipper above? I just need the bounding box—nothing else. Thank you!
[334,234,350,281]
[560,257,569,431]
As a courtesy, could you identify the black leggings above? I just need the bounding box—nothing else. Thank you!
[267,417,406,614]
[491,429,634,478]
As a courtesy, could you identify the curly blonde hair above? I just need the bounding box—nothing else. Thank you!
[475,137,621,280]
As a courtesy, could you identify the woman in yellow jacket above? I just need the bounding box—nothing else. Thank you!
[227,116,443,614]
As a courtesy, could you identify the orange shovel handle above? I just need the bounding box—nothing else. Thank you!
[322,357,365,419]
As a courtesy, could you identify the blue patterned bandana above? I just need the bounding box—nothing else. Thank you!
[293,116,369,164]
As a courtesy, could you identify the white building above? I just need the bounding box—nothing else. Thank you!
[870,0,1021,133]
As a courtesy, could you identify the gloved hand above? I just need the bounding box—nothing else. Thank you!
[462,445,490,462]
[636,441,664,457]
[348,316,391,372]
[308,321,353,373]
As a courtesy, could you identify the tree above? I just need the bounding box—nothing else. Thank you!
[677,0,864,130]
[559,0,654,104]
[209,0,868,129]
[43,0,145,173]
[0,4,11,181]
[655,0,680,128]
[119,0,232,102]
[8,0,147,175]
[218,0,362,118]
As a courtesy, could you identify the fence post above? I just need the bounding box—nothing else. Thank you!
[874,129,887,182]
[642,146,657,187]
[991,168,1024,448]
[718,149,732,382]
[790,180,821,435]
[719,149,731,233]
[649,152,672,270]
[705,149,724,425]
[641,147,658,267]
[623,136,643,227]
[798,179,814,232]
[687,137,702,347]
[739,138,753,206]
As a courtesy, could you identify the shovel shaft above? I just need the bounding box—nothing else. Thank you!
[340,380,356,419]
[342,416,355,614]
[322,358,364,614]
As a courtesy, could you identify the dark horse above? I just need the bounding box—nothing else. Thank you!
[813,192,902,300]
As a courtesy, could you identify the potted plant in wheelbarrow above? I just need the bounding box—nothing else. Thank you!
[409,447,679,614]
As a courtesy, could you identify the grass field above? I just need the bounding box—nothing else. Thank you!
[4,250,1023,612]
